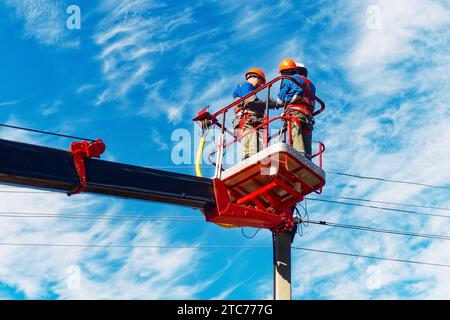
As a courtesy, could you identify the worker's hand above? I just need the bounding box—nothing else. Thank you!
[268,98,279,110]
[201,119,212,129]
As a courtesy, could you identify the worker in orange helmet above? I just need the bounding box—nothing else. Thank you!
[276,58,316,159]
[232,68,267,159]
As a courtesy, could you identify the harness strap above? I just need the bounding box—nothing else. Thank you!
[285,104,313,116]
[292,75,315,110]
[288,116,294,146]
[284,109,313,137]
[238,112,251,131]
[284,112,301,127]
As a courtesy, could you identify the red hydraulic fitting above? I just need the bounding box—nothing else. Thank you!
[67,139,106,196]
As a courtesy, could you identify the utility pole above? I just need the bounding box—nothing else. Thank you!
[273,232,291,300]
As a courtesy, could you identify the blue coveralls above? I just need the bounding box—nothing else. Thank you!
[277,75,316,158]
[233,81,264,159]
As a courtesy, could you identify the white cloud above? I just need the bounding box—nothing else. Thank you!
[0,117,46,144]
[272,0,450,299]
[0,188,212,299]
[76,84,96,95]
[166,107,183,124]
[91,0,228,125]
[210,283,242,300]
[187,53,218,74]
[0,100,22,107]
[225,0,292,42]
[3,0,79,48]
[0,131,212,299]
[93,89,109,107]
[40,100,62,117]
[2,0,449,300]
[151,128,169,151]
[92,0,195,106]
[346,0,450,96]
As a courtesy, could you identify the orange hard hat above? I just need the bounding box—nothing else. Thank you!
[278,58,297,73]
[245,68,266,84]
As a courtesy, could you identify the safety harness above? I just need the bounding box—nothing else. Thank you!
[284,76,315,145]
[234,101,264,133]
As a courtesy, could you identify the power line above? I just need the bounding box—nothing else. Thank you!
[0,123,96,142]
[291,247,450,268]
[326,171,450,190]
[0,190,57,194]
[308,219,450,241]
[0,243,267,249]
[5,210,450,242]
[307,197,450,219]
[317,195,450,211]
[2,187,449,214]
[0,211,204,222]
[0,241,447,268]
[5,210,450,241]
[1,188,449,215]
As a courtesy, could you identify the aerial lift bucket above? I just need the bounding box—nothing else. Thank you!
[193,76,326,233]
[205,143,325,233]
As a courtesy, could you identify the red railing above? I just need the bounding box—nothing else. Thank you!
[210,75,326,118]
[194,76,326,176]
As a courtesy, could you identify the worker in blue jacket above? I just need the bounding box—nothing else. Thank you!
[232,68,267,159]
[276,58,316,159]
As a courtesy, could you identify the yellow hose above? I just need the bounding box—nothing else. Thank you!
[195,137,206,177]
[196,136,239,229]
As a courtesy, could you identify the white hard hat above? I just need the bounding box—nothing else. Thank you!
[294,61,306,68]
[294,61,308,77]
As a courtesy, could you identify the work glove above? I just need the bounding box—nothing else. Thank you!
[268,98,279,110]
[200,119,213,129]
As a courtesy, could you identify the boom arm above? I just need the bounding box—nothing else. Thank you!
[0,138,215,210]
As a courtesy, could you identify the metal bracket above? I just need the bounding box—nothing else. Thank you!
[67,139,105,196]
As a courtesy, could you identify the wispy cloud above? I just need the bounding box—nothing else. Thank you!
[0,116,46,144]
[2,0,449,300]
[284,0,450,299]
[76,84,96,95]
[0,125,223,299]
[346,0,450,96]
[0,186,209,298]
[40,100,62,117]
[187,53,218,75]
[0,130,216,299]
[222,0,292,42]
[92,1,194,104]
[0,100,22,107]
[151,128,168,151]
[3,0,79,48]
[91,1,230,124]
[210,283,242,300]
[0,199,209,298]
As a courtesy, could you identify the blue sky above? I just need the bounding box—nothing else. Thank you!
[0,0,449,299]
